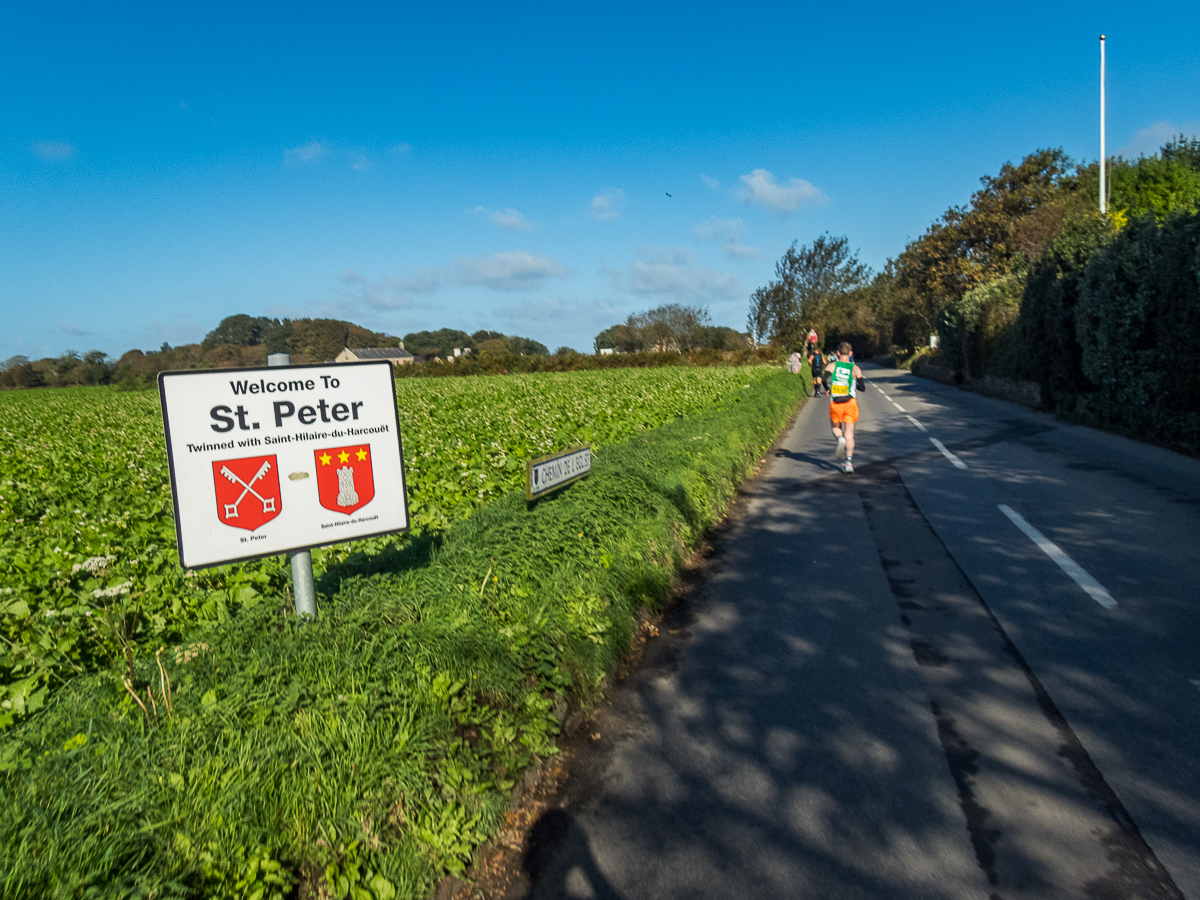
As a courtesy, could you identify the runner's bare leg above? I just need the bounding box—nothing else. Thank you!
[843,420,856,458]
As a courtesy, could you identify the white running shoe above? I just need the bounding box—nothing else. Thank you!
[844,460,854,474]
[835,436,847,459]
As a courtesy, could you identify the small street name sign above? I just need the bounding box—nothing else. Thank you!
[527,445,591,501]
[159,360,409,569]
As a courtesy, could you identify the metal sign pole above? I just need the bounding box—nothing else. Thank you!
[1099,34,1107,216]
[267,352,317,617]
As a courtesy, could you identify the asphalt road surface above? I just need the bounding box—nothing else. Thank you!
[522,364,1200,900]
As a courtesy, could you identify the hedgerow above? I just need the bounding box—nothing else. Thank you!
[393,347,779,378]
[1073,210,1200,451]
[0,370,805,899]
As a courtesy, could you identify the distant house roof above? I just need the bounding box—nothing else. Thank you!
[339,347,413,360]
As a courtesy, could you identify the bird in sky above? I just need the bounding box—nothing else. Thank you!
[665,192,672,197]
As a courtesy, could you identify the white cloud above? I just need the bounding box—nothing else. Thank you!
[609,247,742,302]
[722,243,762,260]
[700,174,720,190]
[738,168,827,214]
[453,251,570,291]
[693,216,762,260]
[591,189,625,221]
[59,322,93,336]
[284,141,328,166]
[1119,120,1200,158]
[339,268,441,309]
[348,152,374,171]
[32,141,75,161]
[472,206,537,232]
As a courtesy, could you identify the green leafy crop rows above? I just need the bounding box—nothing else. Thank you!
[1,368,804,899]
[0,366,779,729]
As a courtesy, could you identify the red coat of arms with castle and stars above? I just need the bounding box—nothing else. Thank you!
[314,444,375,515]
[212,455,282,531]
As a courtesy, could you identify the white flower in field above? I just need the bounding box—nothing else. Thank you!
[72,555,117,575]
[91,581,131,599]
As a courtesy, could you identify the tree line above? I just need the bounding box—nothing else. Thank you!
[0,316,560,389]
[593,303,749,353]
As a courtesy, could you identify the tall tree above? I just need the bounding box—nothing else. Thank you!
[896,148,1073,312]
[594,303,714,352]
[748,235,868,348]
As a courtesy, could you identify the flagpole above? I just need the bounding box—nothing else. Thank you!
[1099,34,1107,216]
[268,352,317,617]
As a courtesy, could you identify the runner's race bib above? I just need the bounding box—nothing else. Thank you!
[830,360,855,402]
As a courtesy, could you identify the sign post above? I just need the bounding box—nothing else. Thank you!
[268,354,316,616]
[158,359,409,616]
[526,446,591,501]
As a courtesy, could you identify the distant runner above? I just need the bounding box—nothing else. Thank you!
[808,346,824,396]
[823,342,866,473]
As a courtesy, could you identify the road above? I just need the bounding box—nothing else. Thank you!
[520,364,1200,900]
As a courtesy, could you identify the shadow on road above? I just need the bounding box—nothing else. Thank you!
[523,809,624,900]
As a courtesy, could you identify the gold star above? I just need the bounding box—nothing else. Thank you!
[318,452,332,466]
[356,447,368,461]
[338,450,350,463]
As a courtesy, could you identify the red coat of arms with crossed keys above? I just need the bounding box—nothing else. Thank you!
[211,455,282,531]
[315,445,375,515]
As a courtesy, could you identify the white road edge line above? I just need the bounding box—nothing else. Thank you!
[930,437,968,469]
[906,415,927,432]
[892,401,907,412]
[997,504,1118,609]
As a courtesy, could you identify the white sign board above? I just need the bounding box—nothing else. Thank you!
[159,361,409,569]
[526,446,591,500]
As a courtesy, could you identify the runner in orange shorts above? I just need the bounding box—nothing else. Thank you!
[823,341,866,474]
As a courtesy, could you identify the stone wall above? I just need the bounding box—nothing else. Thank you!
[911,360,1041,408]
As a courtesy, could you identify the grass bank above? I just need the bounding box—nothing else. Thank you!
[0,370,805,900]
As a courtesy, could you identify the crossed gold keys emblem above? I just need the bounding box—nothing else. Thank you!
[218,459,277,519]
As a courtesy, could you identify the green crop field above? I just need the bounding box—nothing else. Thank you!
[0,365,806,900]
[0,366,780,727]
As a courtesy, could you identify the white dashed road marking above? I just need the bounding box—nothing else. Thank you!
[891,401,907,413]
[1190,679,1200,692]
[906,415,927,432]
[930,437,968,470]
[998,504,1118,609]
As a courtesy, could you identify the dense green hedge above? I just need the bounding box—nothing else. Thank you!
[925,209,1200,454]
[1005,215,1116,403]
[1073,212,1200,451]
[0,372,805,899]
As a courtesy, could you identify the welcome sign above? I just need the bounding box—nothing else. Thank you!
[159,360,409,569]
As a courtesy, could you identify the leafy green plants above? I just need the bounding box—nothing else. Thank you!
[0,369,804,898]
[0,365,781,728]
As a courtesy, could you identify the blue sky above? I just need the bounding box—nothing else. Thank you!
[3,0,1198,358]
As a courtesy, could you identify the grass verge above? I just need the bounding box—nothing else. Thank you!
[0,371,805,900]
